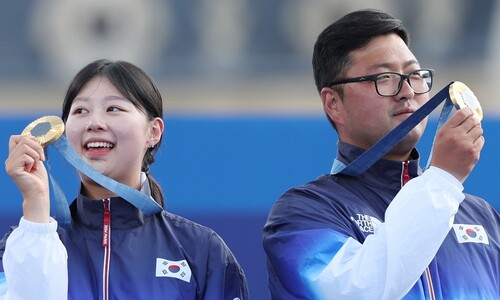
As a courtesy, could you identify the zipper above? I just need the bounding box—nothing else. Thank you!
[102,198,111,300]
[401,161,410,186]
[102,199,110,247]
[424,267,436,300]
[401,162,435,299]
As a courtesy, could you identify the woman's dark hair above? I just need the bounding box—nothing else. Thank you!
[312,9,410,129]
[61,59,165,207]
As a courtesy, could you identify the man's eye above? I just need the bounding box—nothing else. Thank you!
[376,74,394,81]
[378,74,395,79]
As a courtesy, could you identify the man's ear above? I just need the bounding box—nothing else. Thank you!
[320,87,344,126]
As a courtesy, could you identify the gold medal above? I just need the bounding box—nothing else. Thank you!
[21,115,65,147]
[449,81,483,121]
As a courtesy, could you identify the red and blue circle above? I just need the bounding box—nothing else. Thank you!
[465,228,477,238]
[168,265,181,273]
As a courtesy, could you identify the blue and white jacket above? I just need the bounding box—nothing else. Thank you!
[263,141,500,299]
[0,183,249,299]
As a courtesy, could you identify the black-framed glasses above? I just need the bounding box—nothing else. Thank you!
[328,68,434,97]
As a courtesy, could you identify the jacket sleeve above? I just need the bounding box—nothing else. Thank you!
[1,217,68,300]
[203,232,250,300]
[263,167,465,300]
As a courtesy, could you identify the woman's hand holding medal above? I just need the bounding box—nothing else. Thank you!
[4,116,64,223]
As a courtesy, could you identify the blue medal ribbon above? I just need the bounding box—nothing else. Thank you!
[0,272,6,296]
[46,135,163,226]
[331,82,456,175]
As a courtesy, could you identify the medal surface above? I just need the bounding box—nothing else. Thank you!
[449,81,483,120]
[21,115,65,147]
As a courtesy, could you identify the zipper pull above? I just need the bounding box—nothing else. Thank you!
[102,198,110,247]
[402,161,410,186]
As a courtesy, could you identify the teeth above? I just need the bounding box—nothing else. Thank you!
[87,142,113,149]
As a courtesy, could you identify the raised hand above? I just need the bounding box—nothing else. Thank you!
[5,135,50,223]
[431,108,484,183]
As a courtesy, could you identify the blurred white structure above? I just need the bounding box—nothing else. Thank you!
[0,0,498,116]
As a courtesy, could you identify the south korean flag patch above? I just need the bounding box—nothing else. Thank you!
[156,258,192,282]
[452,224,489,245]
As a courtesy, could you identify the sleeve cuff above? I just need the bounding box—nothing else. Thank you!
[19,217,58,234]
[427,166,464,192]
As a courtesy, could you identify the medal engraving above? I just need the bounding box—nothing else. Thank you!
[449,81,483,120]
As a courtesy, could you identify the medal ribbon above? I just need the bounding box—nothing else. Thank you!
[46,135,163,226]
[331,82,455,176]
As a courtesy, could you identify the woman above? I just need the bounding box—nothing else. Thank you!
[1,59,249,299]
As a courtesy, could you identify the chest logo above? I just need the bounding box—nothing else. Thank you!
[452,224,489,245]
[156,258,192,283]
[350,214,381,234]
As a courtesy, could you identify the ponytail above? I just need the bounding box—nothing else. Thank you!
[143,147,164,208]
[146,173,165,208]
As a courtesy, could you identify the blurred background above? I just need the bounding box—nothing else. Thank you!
[1,1,499,299]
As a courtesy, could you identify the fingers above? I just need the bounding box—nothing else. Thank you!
[447,107,481,127]
[10,134,45,160]
[6,135,46,174]
[448,107,480,128]
[6,135,51,223]
[431,107,485,183]
[473,136,485,162]
[447,107,483,141]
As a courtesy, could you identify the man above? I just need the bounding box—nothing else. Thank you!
[263,9,499,299]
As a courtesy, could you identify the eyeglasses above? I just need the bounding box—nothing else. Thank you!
[328,68,434,97]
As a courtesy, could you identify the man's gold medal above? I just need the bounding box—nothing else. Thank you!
[449,81,483,121]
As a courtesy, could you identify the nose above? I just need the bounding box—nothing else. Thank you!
[395,77,415,101]
[85,113,106,131]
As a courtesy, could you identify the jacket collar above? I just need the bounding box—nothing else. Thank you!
[335,140,422,189]
[70,173,153,230]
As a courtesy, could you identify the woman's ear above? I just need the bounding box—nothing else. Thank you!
[148,117,164,147]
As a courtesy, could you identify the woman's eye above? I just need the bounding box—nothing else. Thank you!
[107,106,122,112]
[72,107,87,114]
